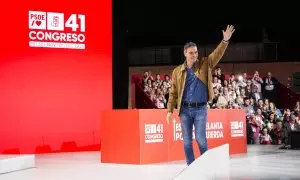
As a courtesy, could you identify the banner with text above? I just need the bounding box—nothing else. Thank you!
[140,109,246,162]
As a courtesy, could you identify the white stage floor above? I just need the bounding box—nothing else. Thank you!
[1,145,300,180]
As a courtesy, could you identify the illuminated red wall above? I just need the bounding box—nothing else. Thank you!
[0,0,112,154]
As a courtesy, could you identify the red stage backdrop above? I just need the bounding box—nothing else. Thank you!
[0,0,112,154]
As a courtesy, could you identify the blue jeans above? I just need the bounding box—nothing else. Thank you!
[179,105,208,165]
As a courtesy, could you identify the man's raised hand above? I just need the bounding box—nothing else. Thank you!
[222,25,235,41]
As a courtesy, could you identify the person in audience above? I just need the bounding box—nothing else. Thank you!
[142,71,153,87]
[265,120,275,133]
[264,98,270,111]
[155,74,163,87]
[269,102,282,118]
[156,90,167,108]
[217,79,222,85]
[267,113,277,124]
[252,71,264,93]
[164,74,172,88]
[263,72,278,104]
[152,81,158,90]
[229,73,236,84]
[216,92,228,109]
[166,25,235,166]
[249,97,255,106]
[235,95,244,106]
[140,51,296,148]
[264,98,269,104]
[291,115,299,131]
[279,114,300,149]
[223,87,232,102]
[148,70,154,81]
[144,84,150,93]
[282,117,294,146]
[271,121,283,145]
[256,108,265,122]
[283,108,292,122]
[241,97,254,116]
[223,79,229,88]
[227,84,236,98]
[242,73,248,83]
[254,99,264,112]
[231,80,240,94]
[213,68,218,78]
[239,88,246,98]
[236,74,247,88]
[245,80,252,97]
[149,89,157,102]
[215,66,225,82]
[250,85,262,102]
[162,87,169,96]
[213,76,222,90]
[260,127,272,144]
[210,87,220,107]
[147,79,153,89]
[249,114,262,144]
[246,115,254,144]
[227,101,235,109]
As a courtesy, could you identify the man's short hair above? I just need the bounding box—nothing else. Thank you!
[184,42,197,51]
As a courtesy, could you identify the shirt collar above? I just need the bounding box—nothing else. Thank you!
[181,60,198,71]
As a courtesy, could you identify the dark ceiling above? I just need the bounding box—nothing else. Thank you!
[113,0,300,60]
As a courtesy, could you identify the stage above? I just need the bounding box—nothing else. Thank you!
[1,145,300,180]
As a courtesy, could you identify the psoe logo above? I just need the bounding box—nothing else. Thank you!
[28,11,86,50]
[144,124,164,143]
[230,121,244,137]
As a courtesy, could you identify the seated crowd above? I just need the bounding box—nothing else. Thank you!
[142,71,171,109]
[140,67,300,146]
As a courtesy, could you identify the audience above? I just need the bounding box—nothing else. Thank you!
[142,72,171,109]
[140,67,300,146]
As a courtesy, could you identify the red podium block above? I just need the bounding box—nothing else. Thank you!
[101,109,246,164]
[101,109,169,164]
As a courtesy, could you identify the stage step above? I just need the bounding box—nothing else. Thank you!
[0,155,35,174]
[173,144,230,180]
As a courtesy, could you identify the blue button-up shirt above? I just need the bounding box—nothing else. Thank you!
[182,65,208,103]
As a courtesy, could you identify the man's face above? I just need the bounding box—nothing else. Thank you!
[270,114,275,120]
[184,46,198,63]
[245,99,250,105]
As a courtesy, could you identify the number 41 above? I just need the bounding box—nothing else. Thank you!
[65,14,85,32]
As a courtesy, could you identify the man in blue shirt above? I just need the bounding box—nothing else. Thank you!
[167,25,235,166]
